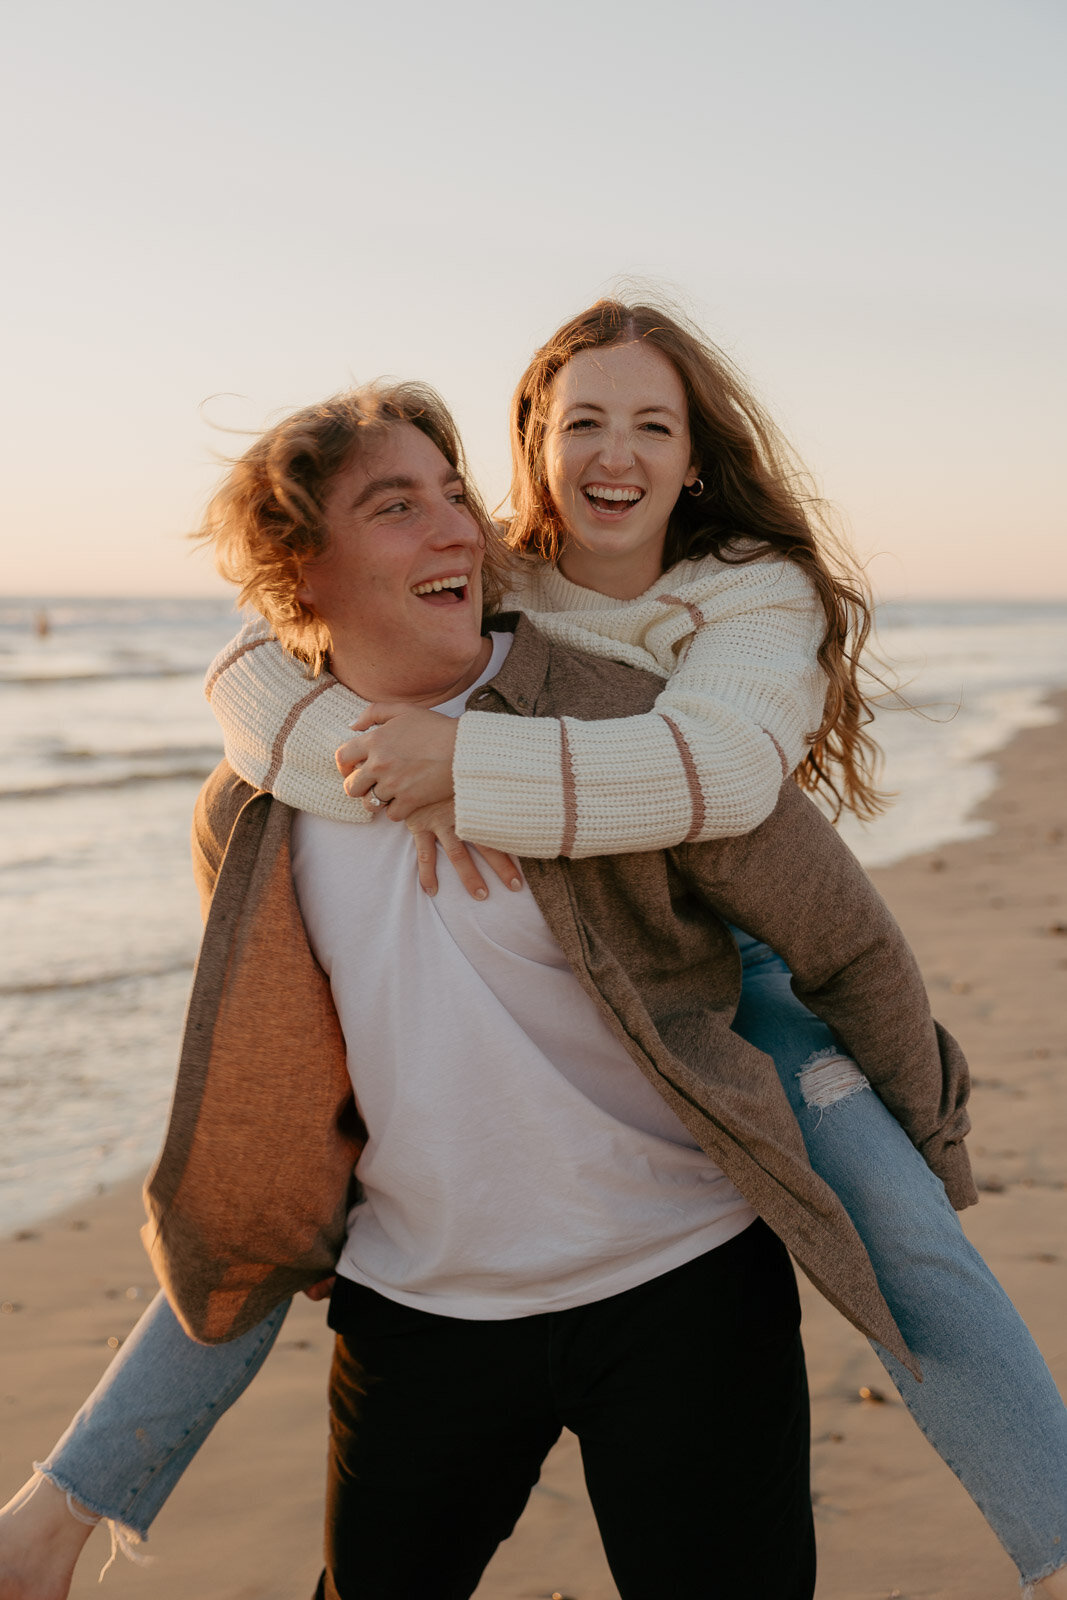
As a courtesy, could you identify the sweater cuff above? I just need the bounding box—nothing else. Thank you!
[453,713,568,857]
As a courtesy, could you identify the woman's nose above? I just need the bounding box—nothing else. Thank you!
[596,431,636,474]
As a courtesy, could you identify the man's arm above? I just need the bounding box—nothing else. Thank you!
[677,781,977,1209]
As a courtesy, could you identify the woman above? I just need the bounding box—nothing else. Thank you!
[2,301,1065,1597]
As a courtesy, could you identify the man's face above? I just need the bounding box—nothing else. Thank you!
[298,423,491,704]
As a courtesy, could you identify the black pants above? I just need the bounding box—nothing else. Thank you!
[315,1220,814,1600]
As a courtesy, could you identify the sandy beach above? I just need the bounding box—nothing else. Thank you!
[1,695,1064,1600]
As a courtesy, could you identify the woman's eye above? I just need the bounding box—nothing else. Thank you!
[564,418,597,432]
[642,422,671,435]
[448,489,468,505]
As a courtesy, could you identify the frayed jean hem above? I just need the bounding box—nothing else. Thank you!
[1022,1553,1067,1596]
[27,1466,150,1580]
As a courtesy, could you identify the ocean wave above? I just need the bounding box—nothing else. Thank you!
[0,665,198,687]
[0,853,61,873]
[0,959,194,998]
[0,764,219,801]
[51,742,222,765]
[0,597,236,627]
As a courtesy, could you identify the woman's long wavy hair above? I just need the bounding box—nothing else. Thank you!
[197,382,505,674]
[507,299,885,820]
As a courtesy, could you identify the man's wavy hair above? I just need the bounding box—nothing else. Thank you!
[507,299,885,820]
[198,382,504,674]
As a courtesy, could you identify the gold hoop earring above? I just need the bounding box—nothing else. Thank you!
[687,478,705,498]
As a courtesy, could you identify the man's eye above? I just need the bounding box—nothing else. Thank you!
[381,500,409,515]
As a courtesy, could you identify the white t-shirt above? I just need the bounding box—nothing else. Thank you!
[291,634,755,1317]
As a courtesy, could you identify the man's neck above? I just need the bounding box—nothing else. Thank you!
[326,634,494,707]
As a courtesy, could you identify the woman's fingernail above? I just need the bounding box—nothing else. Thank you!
[509,878,522,891]
[475,888,488,901]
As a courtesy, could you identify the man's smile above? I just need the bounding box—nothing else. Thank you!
[411,573,470,603]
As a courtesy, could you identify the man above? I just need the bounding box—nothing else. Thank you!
[141,383,971,1600]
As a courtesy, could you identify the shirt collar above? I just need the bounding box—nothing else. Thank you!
[468,613,552,717]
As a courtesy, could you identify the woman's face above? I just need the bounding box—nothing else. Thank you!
[543,341,697,599]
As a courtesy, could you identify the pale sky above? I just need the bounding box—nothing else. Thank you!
[3,0,1064,600]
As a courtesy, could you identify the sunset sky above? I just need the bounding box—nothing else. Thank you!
[3,0,1064,600]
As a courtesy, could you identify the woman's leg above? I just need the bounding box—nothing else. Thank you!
[731,932,1067,1591]
[0,1290,289,1595]
[0,1479,94,1600]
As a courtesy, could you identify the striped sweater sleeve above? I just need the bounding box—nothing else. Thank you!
[453,562,827,858]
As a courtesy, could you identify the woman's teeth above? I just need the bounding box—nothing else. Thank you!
[584,487,643,505]
[411,576,467,596]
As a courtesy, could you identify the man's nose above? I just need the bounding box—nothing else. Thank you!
[430,500,481,547]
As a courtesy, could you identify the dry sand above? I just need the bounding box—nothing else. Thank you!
[1,695,1064,1600]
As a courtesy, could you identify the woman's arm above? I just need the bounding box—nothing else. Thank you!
[207,558,826,861]
[451,559,826,858]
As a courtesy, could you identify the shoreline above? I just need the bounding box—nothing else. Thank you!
[1,695,1064,1597]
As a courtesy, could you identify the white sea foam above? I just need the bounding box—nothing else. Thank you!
[1,596,1065,1232]
[835,604,1067,866]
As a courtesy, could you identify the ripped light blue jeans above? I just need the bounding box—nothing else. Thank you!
[38,934,1067,1586]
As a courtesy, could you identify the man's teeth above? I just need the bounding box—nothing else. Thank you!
[411,576,467,595]
[585,487,643,503]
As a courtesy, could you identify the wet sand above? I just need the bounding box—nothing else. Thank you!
[1,695,1064,1599]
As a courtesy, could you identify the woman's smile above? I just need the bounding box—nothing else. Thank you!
[581,483,645,514]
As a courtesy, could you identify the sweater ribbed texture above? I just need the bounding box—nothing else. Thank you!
[205,623,374,825]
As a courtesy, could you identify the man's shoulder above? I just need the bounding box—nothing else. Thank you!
[196,758,260,830]
[486,613,664,721]
[190,760,295,914]
[193,760,266,873]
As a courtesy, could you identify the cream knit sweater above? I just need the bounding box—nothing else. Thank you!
[204,549,827,858]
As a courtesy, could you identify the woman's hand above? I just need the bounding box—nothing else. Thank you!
[335,704,458,820]
[405,800,523,900]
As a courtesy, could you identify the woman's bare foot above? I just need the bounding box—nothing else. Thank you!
[0,1476,94,1600]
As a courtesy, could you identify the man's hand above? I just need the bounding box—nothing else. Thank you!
[405,800,523,900]
[336,705,457,819]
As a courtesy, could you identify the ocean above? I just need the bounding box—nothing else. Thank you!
[2,595,1066,1234]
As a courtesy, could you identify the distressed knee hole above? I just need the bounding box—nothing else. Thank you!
[797,1050,871,1109]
